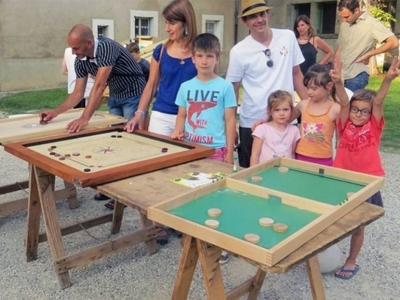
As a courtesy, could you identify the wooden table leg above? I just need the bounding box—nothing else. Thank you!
[139,210,157,255]
[63,180,78,209]
[171,236,199,300]
[111,201,125,234]
[246,268,267,300]
[25,164,41,261]
[306,256,326,300]
[197,240,226,300]
[34,167,71,289]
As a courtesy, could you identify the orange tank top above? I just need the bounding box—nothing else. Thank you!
[296,101,335,158]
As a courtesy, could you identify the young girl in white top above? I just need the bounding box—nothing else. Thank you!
[250,90,300,166]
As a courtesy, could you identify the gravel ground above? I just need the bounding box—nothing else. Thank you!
[0,147,399,300]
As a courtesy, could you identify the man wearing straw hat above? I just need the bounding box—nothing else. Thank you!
[226,0,308,168]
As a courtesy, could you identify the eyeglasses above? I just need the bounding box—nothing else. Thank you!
[263,49,273,67]
[350,106,371,116]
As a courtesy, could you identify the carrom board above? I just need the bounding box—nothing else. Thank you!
[4,126,214,187]
[0,109,125,145]
[148,157,384,266]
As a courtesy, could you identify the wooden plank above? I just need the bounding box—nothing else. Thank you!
[306,256,326,300]
[54,224,158,273]
[197,240,226,300]
[247,268,267,300]
[111,201,125,234]
[25,165,42,262]
[34,167,71,288]
[226,278,253,300]
[0,180,29,194]
[139,211,157,255]
[97,159,235,211]
[38,214,113,243]
[171,236,199,300]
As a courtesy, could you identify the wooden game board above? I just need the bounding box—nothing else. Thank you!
[148,157,384,267]
[0,109,125,145]
[4,126,214,187]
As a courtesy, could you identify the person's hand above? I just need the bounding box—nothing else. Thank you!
[40,110,58,122]
[171,130,184,140]
[354,53,370,65]
[223,154,234,164]
[124,114,143,132]
[329,59,343,84]
[66,117,89,133]
[251,119,264,131]
[385,56,400,81]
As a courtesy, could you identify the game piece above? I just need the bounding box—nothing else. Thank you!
[244,233,260,244]
[49,152,55,155]
[59,157,65,160]
[207,208,222,217]
[273,223,288,233]
[251,176,263,183]
[278,166,289,173]
[259,217,274,227]
[161,147,168,153]
[205,219,219,229]
[84,168,91,172]
[347,192,354,199]
[72,152,80,156]
[85,155,92,159]
[64,154,71,157]
[54,153,61,157]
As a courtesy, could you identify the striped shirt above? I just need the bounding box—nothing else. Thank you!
[75,38,145,99]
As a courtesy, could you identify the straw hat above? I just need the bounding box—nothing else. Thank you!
[239,0,272,18]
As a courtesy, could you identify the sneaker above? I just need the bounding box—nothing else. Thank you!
[219,251,229,264]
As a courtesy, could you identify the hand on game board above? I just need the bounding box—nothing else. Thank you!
[171,129,184,140]
[66,117,89,133]
[124,113,143,132]
[40,109,59,122]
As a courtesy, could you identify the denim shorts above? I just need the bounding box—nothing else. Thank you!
[344,72,369,93]
[108,94,140,122]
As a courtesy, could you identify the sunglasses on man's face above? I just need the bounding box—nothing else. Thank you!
[263,49,273,68]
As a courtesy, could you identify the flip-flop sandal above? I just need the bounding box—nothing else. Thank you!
[94,193,110,201]
[104,200,115,210]
[334,264,360,280]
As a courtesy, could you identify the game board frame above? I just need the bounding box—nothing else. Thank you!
[4,126,215,188]
[148,157,384,266]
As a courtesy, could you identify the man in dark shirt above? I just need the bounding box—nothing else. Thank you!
[43,24,146,132]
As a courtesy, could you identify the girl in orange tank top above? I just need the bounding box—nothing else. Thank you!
[291,64,341,166]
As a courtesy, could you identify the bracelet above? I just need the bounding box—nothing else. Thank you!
[134,110,146,118]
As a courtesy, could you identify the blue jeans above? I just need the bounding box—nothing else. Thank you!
[344,72,369,93]
[108,95,140,122]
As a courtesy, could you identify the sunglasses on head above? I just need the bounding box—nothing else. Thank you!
[263,49,273,68]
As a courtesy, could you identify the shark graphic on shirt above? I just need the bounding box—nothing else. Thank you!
[187,100,217,131]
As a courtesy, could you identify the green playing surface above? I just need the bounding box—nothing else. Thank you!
[169,188,320,249]
[247,165,366,205]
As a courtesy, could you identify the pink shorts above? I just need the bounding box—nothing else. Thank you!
[208,147,227,162]
[295,153,333,166]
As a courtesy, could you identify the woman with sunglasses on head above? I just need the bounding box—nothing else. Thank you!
[226,0,308,168]
[294,15,334,75]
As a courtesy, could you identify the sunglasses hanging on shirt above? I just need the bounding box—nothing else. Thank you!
[263,49,273,68]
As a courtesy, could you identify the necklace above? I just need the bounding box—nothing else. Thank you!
[181,47,188,53]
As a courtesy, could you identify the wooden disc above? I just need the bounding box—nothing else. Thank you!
[278,166,289,173]
[346,192,354,199]
[273,223,288,233]
[207,208,222,217]
[251,176,263,183]
[244,233,260,244]
[205,219,219,229]
[259,217,274,227]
